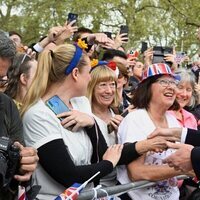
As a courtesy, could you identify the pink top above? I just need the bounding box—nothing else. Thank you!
[168,108,197,130]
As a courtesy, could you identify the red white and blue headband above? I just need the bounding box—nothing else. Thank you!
[90,59,119,77]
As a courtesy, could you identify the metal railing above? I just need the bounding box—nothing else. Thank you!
[77,175,188,200]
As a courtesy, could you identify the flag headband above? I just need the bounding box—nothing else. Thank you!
[90,59,119,77]
[91,59,117,70]
[65,39,88,75]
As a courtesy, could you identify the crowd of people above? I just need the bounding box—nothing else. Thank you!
[0,18,200,200]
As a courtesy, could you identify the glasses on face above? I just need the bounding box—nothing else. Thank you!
[156,79,179,88]
[0,77,8,87]
[97,81,116,90]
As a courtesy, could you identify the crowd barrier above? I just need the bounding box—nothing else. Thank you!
[77,175,188,200]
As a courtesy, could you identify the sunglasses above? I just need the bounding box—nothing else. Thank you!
[0,77,8,87]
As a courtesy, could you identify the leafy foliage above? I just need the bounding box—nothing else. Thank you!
[0,0,199,56]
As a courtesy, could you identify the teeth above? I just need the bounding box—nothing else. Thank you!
[164,93,173,97]
[102,96,113,100]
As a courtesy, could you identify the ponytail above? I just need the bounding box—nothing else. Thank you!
[20,50,52,116]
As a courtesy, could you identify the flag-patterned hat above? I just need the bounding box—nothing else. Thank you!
[142,63,180,82]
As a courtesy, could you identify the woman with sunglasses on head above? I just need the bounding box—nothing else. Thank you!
[5,53,37,109]
[117,63,192,200]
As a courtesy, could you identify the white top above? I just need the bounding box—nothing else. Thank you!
[23,96,93,200]
[117,109,181,200]
[94,109,117,187]
[94,109,117,146]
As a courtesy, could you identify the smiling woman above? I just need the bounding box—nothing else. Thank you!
[87,64,122,187]
[168,68,197,129]
[117,63,184,200]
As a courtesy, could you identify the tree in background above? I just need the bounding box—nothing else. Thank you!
[0,0,199,56]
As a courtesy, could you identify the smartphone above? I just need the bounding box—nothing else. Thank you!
[46,95,70,120]
[141,42,148,54]
[121,109,129,118]
[67,13,78,25]
[107,110,129,134]
[119,25,129,42]
[153,46,173,66]
[104,32,112,39]
[175,52,186,64]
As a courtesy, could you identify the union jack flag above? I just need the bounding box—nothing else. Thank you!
[142,63,179,81]
[18,185,27,200]
[55,172,100,200]
[55,183,82,200]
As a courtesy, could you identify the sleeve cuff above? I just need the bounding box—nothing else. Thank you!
[181,127,187,143]
[191,147,200,179]
[33,43,44,53]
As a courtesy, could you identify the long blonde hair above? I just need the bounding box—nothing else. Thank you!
[21,43,88,116]
[87,66,120,108]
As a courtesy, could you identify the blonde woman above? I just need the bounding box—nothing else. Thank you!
[21,43,123,199]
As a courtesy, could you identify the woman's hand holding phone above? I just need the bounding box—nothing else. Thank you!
[57,110,95,131]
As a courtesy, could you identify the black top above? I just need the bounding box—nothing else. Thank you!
[37,121,140,188]
[186,129,200,179]
[0,92,24,200]
[0,92,23,143]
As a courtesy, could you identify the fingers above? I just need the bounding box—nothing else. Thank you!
[109,121,118,132]
[96,33,109,43]
[111,115,123,123]
[57,111,72,118]
[13,141,24,151]
[20,159,38,172]
[147,128,159,139]
[59,110,94,130]
[119,33,128,37]
[166,141,181,149]
[107,144,123,153]
[14,146,39,182]
[14,172,33,182]
[62,119,77,129]
[67,20,77,27]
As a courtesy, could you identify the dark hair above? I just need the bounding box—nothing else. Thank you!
[5,53,32,99]
[0,30,16,60]
[132,75,180,110]
[102,49,127,61]
[73,27,93,42]
[8,31,22,40]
